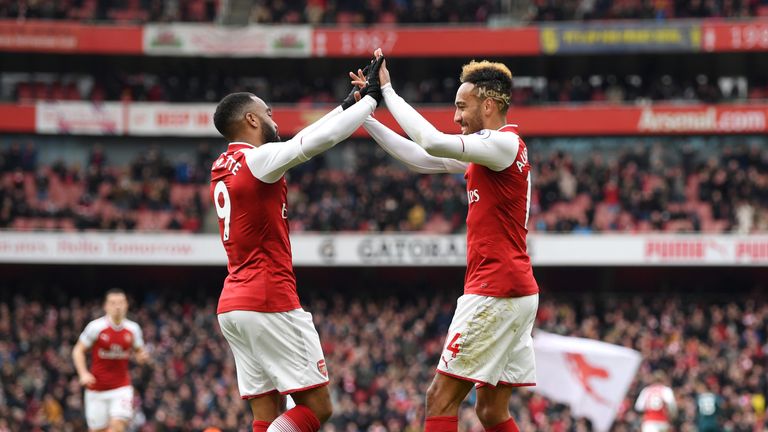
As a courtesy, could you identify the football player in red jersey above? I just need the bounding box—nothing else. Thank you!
[351,49,539,432]
[72,288,149,432]
[210,59,384,432]
[635,373,678,432]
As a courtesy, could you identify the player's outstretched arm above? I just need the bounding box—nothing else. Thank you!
[381,84,519,172]
[292,57,377,142]
[244,95,379,183]
[346,65,464,174]
[292,106,344,143]
[364,116,467,174]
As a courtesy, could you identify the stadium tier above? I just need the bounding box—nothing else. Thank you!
[3,71,762,104]
[2,0,766,23]
[1,269,766,431]
[0,136,766,234]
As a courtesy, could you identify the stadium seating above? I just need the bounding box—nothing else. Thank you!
[3,73,758,105]
[1,140,765,233]
[2,0,763,23]
[0,290,763,431]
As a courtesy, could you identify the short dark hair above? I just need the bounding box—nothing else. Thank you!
[460,60,513,112]
[104,287,126,300]
[213,92,255,140]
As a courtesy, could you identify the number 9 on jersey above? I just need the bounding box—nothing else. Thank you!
[214,181,231,241]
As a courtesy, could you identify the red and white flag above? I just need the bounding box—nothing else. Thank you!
[532,331,642,432]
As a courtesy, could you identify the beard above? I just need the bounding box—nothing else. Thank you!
[260,119,280,143]
[461,108,484,135]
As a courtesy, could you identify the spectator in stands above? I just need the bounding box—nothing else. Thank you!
[0,139,766,233]
[1,290,767,431]
[4,72,756,106]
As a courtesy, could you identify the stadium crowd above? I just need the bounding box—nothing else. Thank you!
[6,72,760,105]
[0,138,766,234]
[527,0,767,21]
[1,289,765,431]
[1,0,765,23]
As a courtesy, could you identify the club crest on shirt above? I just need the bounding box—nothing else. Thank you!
[317,360,327,377]
[100,333,109,342]
[124,334,132,343]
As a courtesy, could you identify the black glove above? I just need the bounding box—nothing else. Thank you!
[359,56,385,104]
[341,63,372,110]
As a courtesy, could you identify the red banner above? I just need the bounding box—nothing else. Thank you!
[0,102,765,137]
[313,27,540,57]
[0,20,142,54]
[276,104,768,137]
[702,20,768,52]
[0,104,35,132]
[4,20,768,56]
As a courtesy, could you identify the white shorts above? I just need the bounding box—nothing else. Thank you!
[84,385,133,430]
[437,294,538,387]
[218,309,329,399]
[641,421,671,432]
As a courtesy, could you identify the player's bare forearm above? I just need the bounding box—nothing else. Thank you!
[72,341,96,386]
[72,342,88,375]
[134,346,150,365]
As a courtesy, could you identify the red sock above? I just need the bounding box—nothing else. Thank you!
[485,418,519,432]
[425,416,458,432]
[266,405,321,432]
[253,420,270,432]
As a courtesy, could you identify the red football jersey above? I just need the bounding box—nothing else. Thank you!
[78,316,143,391]
[463,125,539,298]
[636,384,676,422]
[211,142,300,314]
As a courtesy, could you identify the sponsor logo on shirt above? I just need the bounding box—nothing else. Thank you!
[98,344,131,360]
[467,189,480,204]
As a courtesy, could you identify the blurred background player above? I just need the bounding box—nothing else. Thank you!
[71,288,149,432]
[695,382,723,432]
[210,58,383,432]
[634,372,678,432]
[351,49,538,432]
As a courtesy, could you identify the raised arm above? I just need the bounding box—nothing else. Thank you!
[382,84,519,172]
[364,116,467,174]
[292,106,343,142]
[244,95,378,183]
